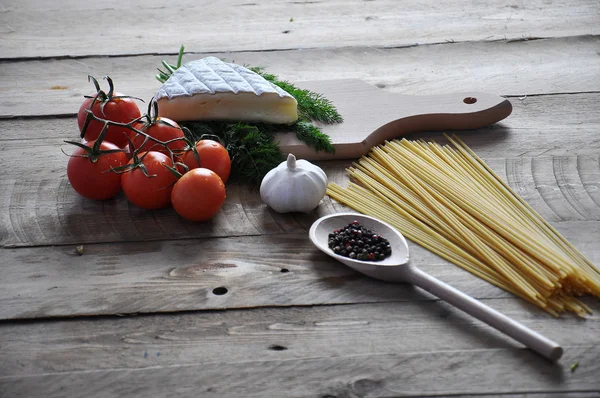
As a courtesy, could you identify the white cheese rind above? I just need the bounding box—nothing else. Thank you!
[155,57,298,124]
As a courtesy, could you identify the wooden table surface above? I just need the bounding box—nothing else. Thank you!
[1,1,600,397]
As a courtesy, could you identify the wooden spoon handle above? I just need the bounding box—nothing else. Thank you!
[406,266,563,361]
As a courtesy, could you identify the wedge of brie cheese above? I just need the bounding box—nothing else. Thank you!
[155,57,298,124]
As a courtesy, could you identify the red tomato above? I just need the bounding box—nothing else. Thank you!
[77,93,141,148]
[132,118,185,155]
[171,168,226,222]
[181,140,231,183]
[66,141,128,200]
[121,151,178,210]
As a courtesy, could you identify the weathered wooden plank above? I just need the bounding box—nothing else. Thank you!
[2,36,599,118]
[439,395,600,398]
[1,147,599,246]
[0,220,598,320]
[3,299,598,376]
[489,155,600,223]
[1,343,598,397]
[3,92,599,151]
[0,174,299,247]
[1,92,599,248]
[0,233,508,320]
[1,0,598,59]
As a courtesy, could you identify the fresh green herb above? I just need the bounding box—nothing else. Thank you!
[250,67,343,124]
[294,120,334,153]
[181,119,336,187]
[155,45,343,186]
[156,45,185,83]
[181,121,282,187]
[570,361,579,372]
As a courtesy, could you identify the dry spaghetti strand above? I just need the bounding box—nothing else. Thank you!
[326,137,599,317]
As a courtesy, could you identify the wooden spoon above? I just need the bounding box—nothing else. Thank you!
[309,212,563,362]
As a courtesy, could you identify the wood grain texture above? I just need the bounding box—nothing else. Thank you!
[2,349,598,398]
[2,299,595,375]
[3,92,599,146]
[0,300,597,362]
[448,395,600,398]
[2,36,600,118]
[2,1,599,396]
[1,301,598,396]
[0,173,321,247]
[0,92,599,248]
[0,325,600,397]
[1,154,599,247]
[435,395,600,398]
[0,233,515,320]
[3,299,598,373]
[1,0,598,59]
[0,347,597,398]
[0,221,598,320]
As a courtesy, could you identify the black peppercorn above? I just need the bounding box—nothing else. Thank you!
[327,221,392,262]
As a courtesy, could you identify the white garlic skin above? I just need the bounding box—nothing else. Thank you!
[260,153,328,213]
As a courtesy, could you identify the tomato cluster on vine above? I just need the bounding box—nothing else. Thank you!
[66,75,230,222]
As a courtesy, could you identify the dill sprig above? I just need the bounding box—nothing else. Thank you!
[294,121,334,153]
[181,121,283,187]
[180,119,336,187]
[156,46,343,186]
[249,67,344,124]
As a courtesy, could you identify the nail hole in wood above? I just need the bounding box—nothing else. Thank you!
[280,268,290,273]
[212,287,228,295]
[463,97,477,104]
[269,344,288,351]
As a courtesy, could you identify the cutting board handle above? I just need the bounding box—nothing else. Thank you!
[364,91,513,150]
[276,80,513,160]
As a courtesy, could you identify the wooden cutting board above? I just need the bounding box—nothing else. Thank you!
[275,79,512,160]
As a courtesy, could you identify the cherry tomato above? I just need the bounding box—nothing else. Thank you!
[77,94,141,148]
[171,168,226,222]
[132,118,185,155]
[66,141,128,200]
[121,151,178,210]
[181,140,231,183]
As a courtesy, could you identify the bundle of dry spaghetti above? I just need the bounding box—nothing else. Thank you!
[327,135,600,317]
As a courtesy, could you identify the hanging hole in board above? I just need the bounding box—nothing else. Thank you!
[463,97,477,104]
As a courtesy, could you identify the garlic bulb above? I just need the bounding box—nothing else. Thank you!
[260,153,328,213]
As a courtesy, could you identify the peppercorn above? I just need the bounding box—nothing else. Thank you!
[327,220,392,262]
